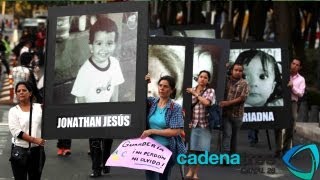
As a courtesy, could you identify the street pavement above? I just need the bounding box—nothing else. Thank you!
[0,102,319,180]
[0,74,12,105]
[0,54,15,105]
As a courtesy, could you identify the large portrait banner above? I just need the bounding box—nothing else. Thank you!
[148,36,194,123]
[192,38,230,103]
[183,38,229,142]
[148,37,229,143]
[43,2,149,139]
[229,43,291,129]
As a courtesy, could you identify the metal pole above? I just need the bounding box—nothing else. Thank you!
[228,1,232,23]
[187,0,191,24]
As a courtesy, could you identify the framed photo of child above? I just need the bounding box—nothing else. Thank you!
[148,37,193,107]
[192,38,230,104]
[43,2,148,139]
[148,37,193,145]
[229,42,291,129]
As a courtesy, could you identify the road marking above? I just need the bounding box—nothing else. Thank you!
[0,73,12,104]
[1,86,10,91]
[0,132,8,136]
[0,126,8,132]
[1,109,9,124]
[0,96,10,101]
[0,90,9,96]
[3,81,9,86]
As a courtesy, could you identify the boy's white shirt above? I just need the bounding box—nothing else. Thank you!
[71,56,124,103]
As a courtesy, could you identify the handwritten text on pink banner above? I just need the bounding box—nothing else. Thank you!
[106,137,172,173]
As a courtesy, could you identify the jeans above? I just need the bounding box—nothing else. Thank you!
[248,129,259,144]
[57,139,72,149]
[89,138,113,171]
[10,145,46,180]
[145,153,174,180]
[222,116,243,153]
[190,127,211,152]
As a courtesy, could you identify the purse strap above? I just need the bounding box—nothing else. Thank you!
[191,87,209,109]
[28,103,33,150]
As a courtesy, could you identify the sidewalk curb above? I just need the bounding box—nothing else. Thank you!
[296,122,320,143]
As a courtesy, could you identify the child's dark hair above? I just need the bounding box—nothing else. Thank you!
[89,16,119,44]
[149,45,183,99]
[15,81,34,102]
[158,75,177,99]
[20,52,33,67]
[235,49,282,105]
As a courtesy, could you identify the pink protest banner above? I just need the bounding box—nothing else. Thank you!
[106,137,172,173]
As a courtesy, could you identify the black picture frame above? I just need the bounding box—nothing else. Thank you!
[192,38,230,103]
[148,37,194,128]
[230,42,291,129]
[149,28,165,37]
[43,2,149,139]
[166,25,216,39]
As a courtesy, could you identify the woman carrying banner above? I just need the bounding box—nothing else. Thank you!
[185,70,215,180]
[141,74,185,180]
[8,81,46,180]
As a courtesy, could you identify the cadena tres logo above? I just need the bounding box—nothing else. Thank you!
[282,144,319,180]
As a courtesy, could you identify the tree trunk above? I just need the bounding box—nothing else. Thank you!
[273,2,294,48]
[221,1,233,39]
[307,3,319,48]
[249,2,267,41]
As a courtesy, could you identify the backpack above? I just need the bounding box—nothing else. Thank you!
[192,88,222,130]
[206,102,222,130]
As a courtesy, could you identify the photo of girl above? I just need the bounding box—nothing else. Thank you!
[230,49,283,107]
[148,45,185,105]
[192,44,221,88]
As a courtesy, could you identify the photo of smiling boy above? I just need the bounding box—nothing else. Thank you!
[233,49,283,107]
[71,16,124,103]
